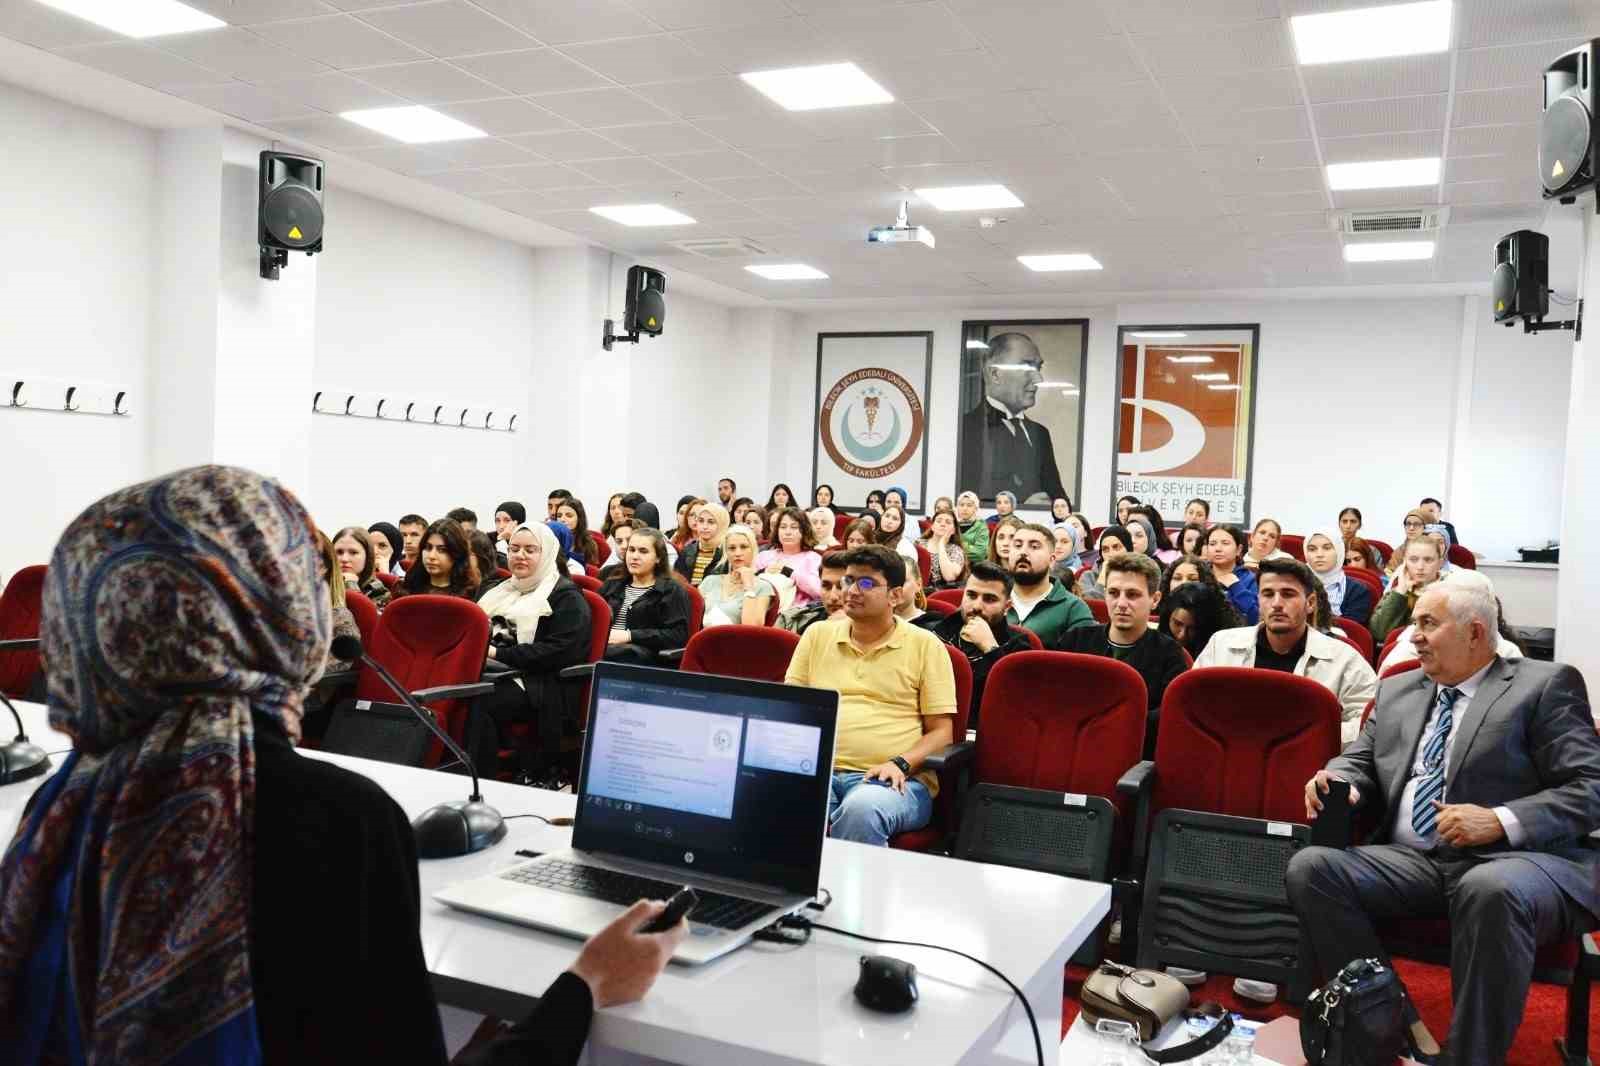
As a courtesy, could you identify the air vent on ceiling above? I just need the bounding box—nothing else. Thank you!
[671,237,771,259]
[1331,207,1450,234]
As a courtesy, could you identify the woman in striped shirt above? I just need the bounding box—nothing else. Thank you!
[674,501,728,586]
[601,528,691,663]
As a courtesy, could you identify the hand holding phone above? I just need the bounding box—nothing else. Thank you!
[639,887,698,933]
[1310,778,1354,848]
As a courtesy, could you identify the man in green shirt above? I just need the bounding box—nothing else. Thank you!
[1005,522,1095,644]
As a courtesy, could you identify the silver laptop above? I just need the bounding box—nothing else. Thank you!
[435,662,838,965]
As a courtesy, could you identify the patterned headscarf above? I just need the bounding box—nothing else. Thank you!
[0,466,330,1065]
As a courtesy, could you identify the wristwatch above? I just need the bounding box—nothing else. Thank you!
[890,755,912,776]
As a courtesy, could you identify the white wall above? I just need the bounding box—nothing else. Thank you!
[1556,198,1599,682]
[306,188,538,531]
[1,83,154,581]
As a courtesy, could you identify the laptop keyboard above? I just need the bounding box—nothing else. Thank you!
[500,859,780,931]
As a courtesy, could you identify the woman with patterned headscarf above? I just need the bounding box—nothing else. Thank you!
[0,466,682,1065]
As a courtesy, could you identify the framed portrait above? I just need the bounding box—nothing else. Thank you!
[954,318,1089,507]
[1111,323,1262,526]
[811,332,933,512]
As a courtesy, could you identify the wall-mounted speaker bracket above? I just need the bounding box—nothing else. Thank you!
[602,319,641,351]
[1522,298,1583,340]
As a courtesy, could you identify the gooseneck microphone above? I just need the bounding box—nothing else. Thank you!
[330,635,506,858]
[0,688,50,787]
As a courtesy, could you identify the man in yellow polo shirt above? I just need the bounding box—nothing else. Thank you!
[785,545,957,846]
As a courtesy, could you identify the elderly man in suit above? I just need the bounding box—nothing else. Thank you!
[958,332,1067,505]
[1288,579,1600,1064]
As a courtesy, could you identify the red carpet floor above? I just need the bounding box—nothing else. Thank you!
[1063,960,1594,1065]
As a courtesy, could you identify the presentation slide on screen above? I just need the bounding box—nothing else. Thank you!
[743,719,822,776]
[588,700,743,819]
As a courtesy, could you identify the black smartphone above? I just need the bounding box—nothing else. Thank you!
[640,887,698,933]
[1311,778,1353,848]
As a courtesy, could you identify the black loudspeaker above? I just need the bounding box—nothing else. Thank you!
[624,265,666,336]
[259,151,324,280]
[1492,230,1549,325]
[1540,40,1599,205]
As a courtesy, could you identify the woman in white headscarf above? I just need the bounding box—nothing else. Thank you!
[1303,527,1373,627]
[467,523,594,788]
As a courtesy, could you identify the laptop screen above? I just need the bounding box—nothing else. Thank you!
[573,663,837,896]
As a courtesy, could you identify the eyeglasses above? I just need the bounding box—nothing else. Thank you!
[842,575,882,591]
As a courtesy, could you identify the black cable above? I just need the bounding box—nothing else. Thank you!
[502,813,574,826]
[798,918,1044,1066]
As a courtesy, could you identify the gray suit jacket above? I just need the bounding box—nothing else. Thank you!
[1329,656,1600,917]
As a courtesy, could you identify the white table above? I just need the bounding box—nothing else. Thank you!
[1,700,1108,1066]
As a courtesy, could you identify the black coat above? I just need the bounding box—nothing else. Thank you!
[674,541,723,585]
[600,575,690,652]
[485,577,594,732]
[1335,577,1374,628]
[251,714,592,1065]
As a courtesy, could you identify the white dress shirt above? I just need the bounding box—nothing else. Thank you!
[1390,660,1525,849]
[985,396,1033,445]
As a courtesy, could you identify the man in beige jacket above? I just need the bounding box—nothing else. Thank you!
[1194,557,1378,745]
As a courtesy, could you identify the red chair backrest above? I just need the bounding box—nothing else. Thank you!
[1153,668,1341,825]
[922,599,954,617]
[1087,598,1109,624]
[571,573,601,593]
[1380,658,1422,681]
[356,595,490,767]
[1380,628,1403,666]
[918,518,931,536]
[585,563,599,578]
[763,594,781,626]
[589,530,611,566]
[1333,617,1375,663]
[833,512,853,541]
[930,643,975,831]
[1075,563,1094,578]
[1278,534,1305,562]
[1343,567,1382,597]
[682,584,704,642]
[375,572,400,590]
[914,542,931,587]
[1330,630,1364,657]
[976,652,1146,799]
[1365,539,1394,567]
[1359,697,1375,730]
[928,588,964,612]
[344,588,378,648]
[1016,626,1044,650]
[0,565,47,699]
[571,589,612,731]
[680,626,800,683]
[1090,526,1105,544]
[495,568,511,580]
[1447,544,1475,570]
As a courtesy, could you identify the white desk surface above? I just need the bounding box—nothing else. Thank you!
[2,700,1108,1066]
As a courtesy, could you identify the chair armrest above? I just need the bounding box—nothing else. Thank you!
[1116,759,1155,798]
[657,648,686,665]
[411,682,494,704]
[481,660,520,681]
[922,740,975,772]
[1118,759,1157,876]
[558,664,595,682]
[0,638,40,652]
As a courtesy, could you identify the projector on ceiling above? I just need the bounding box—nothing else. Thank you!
[868,200,935,248]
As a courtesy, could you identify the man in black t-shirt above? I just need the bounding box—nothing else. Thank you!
[1054,553,1188,757]
[920,561,1034,728]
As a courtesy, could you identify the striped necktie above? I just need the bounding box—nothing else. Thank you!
[1410,687,1462,838]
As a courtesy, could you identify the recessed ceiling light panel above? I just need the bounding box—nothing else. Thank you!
[589,204,698,226]
[1343,240,1436,262]
[1290,0,1451,65]
[341,106,487,144]
[744,263,828,280]
[916,184,1024,211]
[1017,253,1101,272]
[1326,157,1441,190]
[36,0,224,38]
[739,63,893,111]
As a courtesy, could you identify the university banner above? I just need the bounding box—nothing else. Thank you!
[1113,325,1261,525]
[811,332,933,513]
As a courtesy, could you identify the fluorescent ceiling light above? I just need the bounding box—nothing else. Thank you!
[1326,157,1441,190]
[739,62,893,111]
[745,263,828,280]
[1130,331,1187,339]
[1290,0,1451,64]
[588,204,697,226]
[1017,253,1102,272]
[1208,384,1242,391]
[1164,355,1214,364]
[36,0,223,37]
[965,339,990,349]
[916,184,1024,211]
[1343,240,1435,262]
[341,106,486,144]
[1192,372,1231,381]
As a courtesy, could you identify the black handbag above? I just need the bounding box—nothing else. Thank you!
[1300,958,1407,1065]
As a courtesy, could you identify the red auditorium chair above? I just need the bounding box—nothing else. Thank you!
[833,512,853,542]
[1087,598,1110,624]
[349,595,492,768]
[495,567,511,580]
[1365,538,1394,566]
[1014,626,1044,650]
[1447,543,1475,570]
[914,542,931,587]
[1343,566,1382,599]
[344,588,378,648]
[1278,533,1305,561]
[1330,629,1366,658]
[589,530,611,566]
[584,563,600,578]
[928,588,964,612]
[959,652,1149,962]
[0,565,47,700]
[922,598,954,618]
[1379,658,1421,681]
[1130,669,1343,993]
[680,626,799,683]
[571,573,601,593]
[888,644,975,854]
[1379,628,1404,667]
[375,572,400,591]
[1333,616,1375,663]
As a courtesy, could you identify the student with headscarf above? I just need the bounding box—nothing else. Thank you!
[1127,514,1179,567]
[1050,497,1074,525]
[1303,527,1373,627]
[885,486,910,511]
[986,489,1018,530]
[367,520,405,576]
[809,506,841,550]
[674,501,728,586]
[545,518,587,577]
[468,522,593,787]
[0,466,683,1066]
[1050,522,1084,585]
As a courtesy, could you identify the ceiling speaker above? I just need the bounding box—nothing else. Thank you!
[259,150,324,279]
[1540,40,1598,203]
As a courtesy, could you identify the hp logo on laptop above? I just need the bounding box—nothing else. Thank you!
[684,852,695,864]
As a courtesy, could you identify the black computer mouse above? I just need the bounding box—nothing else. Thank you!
[854,954,918,1013]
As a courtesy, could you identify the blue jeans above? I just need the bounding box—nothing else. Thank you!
[828,772,933,847]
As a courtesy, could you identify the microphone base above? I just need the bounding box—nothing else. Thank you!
[413,798,508,859]
[0,740,50,787]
